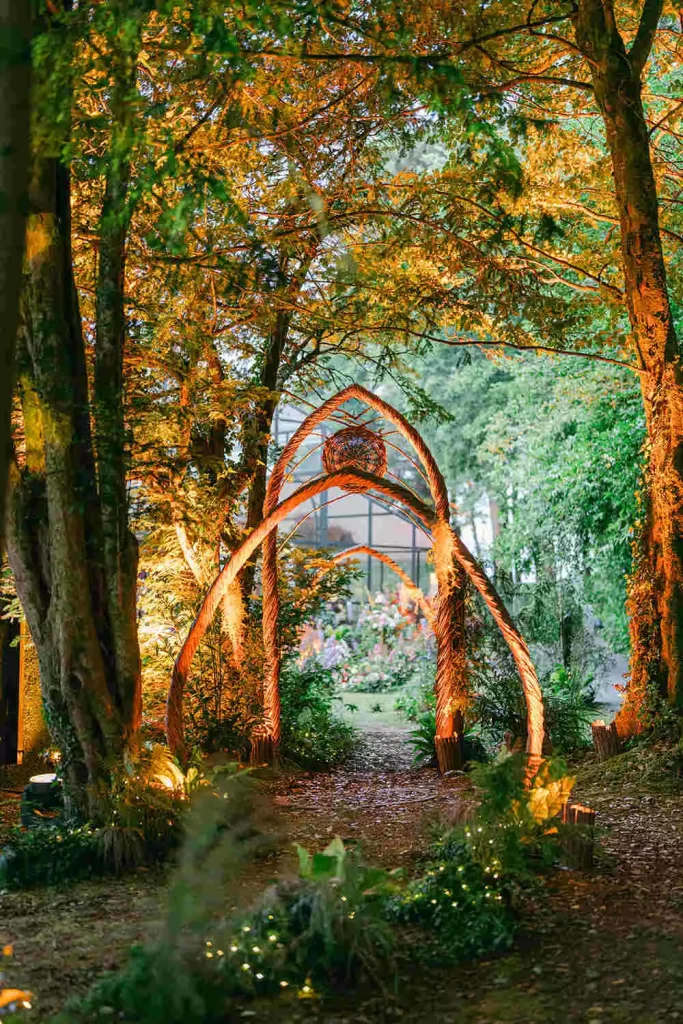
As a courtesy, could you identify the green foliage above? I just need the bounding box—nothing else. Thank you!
[389,834,515,964]
[55,769,262,1024]
[96,745,189,867]
[406,707,489,767]
[395,685,435,722]
[471,637,599,754]
[407,708,438,765]
[399,637,597,762]
[51,754,579,1023]
[385,352,643,655]
[390,754,575,967]
[279,659,357,769]
[0,825,103,889]
[138,545,359,761]
[58,827,396,1023]
[265,837,397,992]
[468,756,574,878]
[0,750,245,888]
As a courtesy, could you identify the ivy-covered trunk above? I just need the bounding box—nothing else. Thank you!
[0,0,31,533]
[574,0,683,722]
[8,156,141,818]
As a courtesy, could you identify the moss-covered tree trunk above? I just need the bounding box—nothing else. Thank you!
[0,0,31,536]
[7,158,141,818]
[574,0,683,720]
[6,4,146,815]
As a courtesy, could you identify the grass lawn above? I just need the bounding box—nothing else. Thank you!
[336,687,411,731]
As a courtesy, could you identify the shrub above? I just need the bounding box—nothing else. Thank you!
[0,825,104,888]
[407,709,438,766]
[56,769,263,1024]
[395,686,434,722]
[58,831,396,1024]
[472,658,599,753]
[468,754,575,877]
[52,757,579,1022]
[406,707,490,768]
[390,754,576,965]
[138,541,360,758]
[398,655,597,758]
[389,835,515,964]
[0,748,230,889]
[280,660,357,769]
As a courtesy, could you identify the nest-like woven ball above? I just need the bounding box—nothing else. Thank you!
[322,426,388,492]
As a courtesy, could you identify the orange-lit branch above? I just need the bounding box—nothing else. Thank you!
[313,545,435,627]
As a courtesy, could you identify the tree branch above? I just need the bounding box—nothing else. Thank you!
[239,12,576,66]
[630,0,664,75]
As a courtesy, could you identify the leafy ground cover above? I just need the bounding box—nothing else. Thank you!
[2,715,683,1022]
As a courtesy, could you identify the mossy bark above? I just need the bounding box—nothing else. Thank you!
[7,156,141,820]
[574,0,683,720]
[0,1,31,538]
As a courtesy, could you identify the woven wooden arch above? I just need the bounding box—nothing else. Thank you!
[165,386,545,772]
[313,545,435,627]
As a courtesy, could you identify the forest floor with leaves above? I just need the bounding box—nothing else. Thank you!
[3,717,683,1022]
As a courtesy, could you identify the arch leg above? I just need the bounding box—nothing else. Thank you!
[433,524,468,773]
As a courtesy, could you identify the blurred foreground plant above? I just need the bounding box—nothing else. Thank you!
[0,946,32,1021]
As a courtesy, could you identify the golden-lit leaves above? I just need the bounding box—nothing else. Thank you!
[513,762,576,825]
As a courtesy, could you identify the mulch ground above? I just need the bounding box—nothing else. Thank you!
[3,730,683,1022]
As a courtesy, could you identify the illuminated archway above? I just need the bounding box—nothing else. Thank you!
[166,386,545,772]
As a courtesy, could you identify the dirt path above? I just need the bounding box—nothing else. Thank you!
[4,728,683,1022]
[271,725,470,868]
[271,745,683,1024]
[0,723,470,1019]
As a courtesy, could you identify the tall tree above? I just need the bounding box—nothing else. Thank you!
[266,0,681,726]
[7,1,151,816]
[127,53,428,609]
[0,0,31,536]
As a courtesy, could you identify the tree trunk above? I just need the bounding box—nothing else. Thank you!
[94,36,142,739]
[0,1,31,539]
[574,0,683,720]
[239,309,288,597]
[6,5,148,816]
[7,146,141,819]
